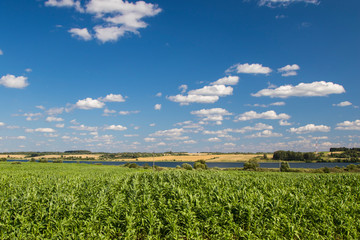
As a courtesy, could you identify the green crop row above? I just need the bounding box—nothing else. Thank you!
[0,163,359,239]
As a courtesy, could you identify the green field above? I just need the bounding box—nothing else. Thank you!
[0,163,359,239]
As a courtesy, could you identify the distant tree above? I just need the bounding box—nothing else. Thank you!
[194,160,208,170]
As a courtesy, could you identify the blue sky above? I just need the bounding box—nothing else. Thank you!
[0,0,359,152]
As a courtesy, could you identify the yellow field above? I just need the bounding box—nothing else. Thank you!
[1,153,272,162]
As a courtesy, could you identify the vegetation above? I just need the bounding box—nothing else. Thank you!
[243,159,259,171]
[330,147,360,152]
[193,160,208,170]
[273,150,319,162]
[280,162,290,172]
[0,163,359,239]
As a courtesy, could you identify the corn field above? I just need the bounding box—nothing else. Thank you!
[0,163,359,239]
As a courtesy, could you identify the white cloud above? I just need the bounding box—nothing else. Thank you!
[150,128,184,138]
[278,64,300,77]
[279,120,292,126]
[156,92,162,97]
[167,94,219,105]
[226,63,272,75]
[191,108,232,125]
[56,123,65,128]
[0,74,29,89]
[289,124,331,134]
[154,104,161,110]
[211,76,239,86]
[69,124,98,131]
[46,116,64,122]
[270,101,285,106]
[94,26,127,43]
[75,98,105,110]
[224,142,236,147]
[47,107,65,115]
[333,101,352,107]
[246,101,286,108]
[258,0,320,8]
[149,123,156,127]
[144,137,156,142]
[208,137,221,142]
[179,85,188,93]
[252,81,345,98]
[28,128,56,133]
[101,94,126,102]
[184,140,197,144]
[247,130,282,138]
[103,108,117,116]
[69,28,92,41]
[235,110,290,121]
[25,68,32,73]
[336,120,360,131]
[104,125,127,131]
[188,85,233,97]
[119,110,139,115]
[0,122,5,126]
[0,49,3,55]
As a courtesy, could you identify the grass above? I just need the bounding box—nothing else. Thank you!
[0,162,359,239]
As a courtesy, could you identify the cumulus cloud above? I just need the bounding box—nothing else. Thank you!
[119,110,139,115]
[247,130,282,138]
[258,0,320,7]
[46,116,64,122]
[0,122,5,126]
[208,137,221,142]
[246,101,286,108]
[154,104,161,110]
[56,123,65,128]
[279,120,292,126]
[100,94,126,102]
[47,107,65,115]
[226,63,272,75]
[0,49,3,55]
[289,124,331,134]
[179,85,188,94]
[278,64,300,77]
[252,81,345,98]
[191,108,232,125]
[150,128,184,138]
[104,125,127,131]
[167,94,219,105]
[235,110,290,121]
[333,101,352,107]
[75,98,105,110]
[0,74,29,89]
[336,120,360,131]
[156,92,162,97]
[27,128,56,133]
[69,28,92,40]
[188,85,233,97]
[144,137,156,142]
[211,76,239,86]
[46,0,162,42]
[69,124,98,131]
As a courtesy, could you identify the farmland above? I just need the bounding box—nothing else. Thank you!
[0,162,359,239]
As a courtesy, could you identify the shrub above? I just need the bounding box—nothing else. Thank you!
[29,158,36,162]
[194,160,208,170]
[280,162,290,172]
[323,167,330,173]
[11,161,21,164]
[0,158,7,162]
[143,163,151,169]
[53,159,63,163]
[243,160,259,171]
[38,159,48,163]
[182,163,193,170]
[128,163,139,168]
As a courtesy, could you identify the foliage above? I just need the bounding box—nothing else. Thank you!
[0,163,359,239]
[330,147,360,152]
[243,159,259,171]
[194,160,208,170]
[273,150,319,161]
[0,158,6,162]
[280,162,290,172]
[181,163,193,170]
